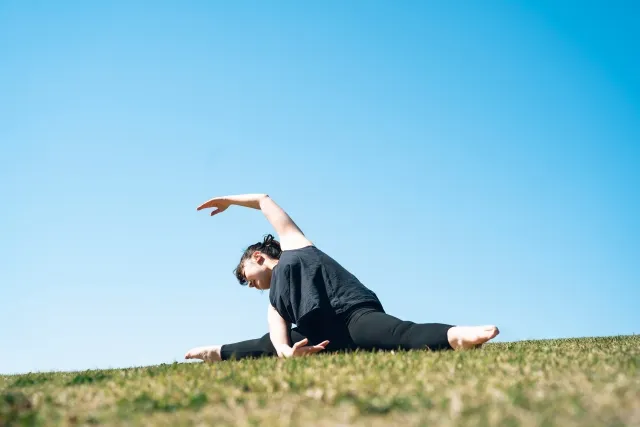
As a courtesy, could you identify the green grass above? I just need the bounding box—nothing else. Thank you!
[1,336,638,426]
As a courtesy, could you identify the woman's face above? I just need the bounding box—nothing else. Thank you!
[242,252,272,290]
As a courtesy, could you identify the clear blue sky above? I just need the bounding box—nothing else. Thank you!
[1,1,638,375]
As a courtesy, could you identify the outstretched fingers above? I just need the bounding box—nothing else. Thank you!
[292,338,309,349]
[314,340,330,349]
[196,197,227,212]
[196,198,217,210]
[291,338,330,356]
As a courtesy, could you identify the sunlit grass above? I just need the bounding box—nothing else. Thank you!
[1,336,638,426]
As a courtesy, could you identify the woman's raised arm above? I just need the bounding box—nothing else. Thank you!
[197,194,313,250]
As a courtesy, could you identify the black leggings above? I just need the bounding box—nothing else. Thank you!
[220,305,454,360]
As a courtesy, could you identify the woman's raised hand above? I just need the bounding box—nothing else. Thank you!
[197,197,232,216]
[195,193,312,251]
[196,194,268,216]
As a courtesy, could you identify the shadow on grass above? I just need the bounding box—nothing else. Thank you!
[66,372,111,386]
[10,374,50,388]
[117,392,208,415]
[0,391,37,426]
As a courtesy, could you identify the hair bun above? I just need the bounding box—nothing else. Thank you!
[261,234,281,252]
[263,234,275,244]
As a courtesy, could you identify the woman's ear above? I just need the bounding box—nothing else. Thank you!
[252,251,264,265]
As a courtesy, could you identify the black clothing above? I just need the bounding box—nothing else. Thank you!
[220,304,453,360]
[268,246,384,325]
[220,245,453,360]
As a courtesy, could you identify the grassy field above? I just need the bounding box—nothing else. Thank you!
[1,336,638,426]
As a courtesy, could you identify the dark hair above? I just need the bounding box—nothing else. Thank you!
[234,234,282,285]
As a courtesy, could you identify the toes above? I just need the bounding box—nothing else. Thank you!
[185,348,201,360]
[485,326,499,339]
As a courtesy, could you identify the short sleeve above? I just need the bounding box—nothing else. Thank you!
[269,263,292,323]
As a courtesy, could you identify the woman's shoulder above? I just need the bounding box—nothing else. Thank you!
[272,245,322,284]
[281,243,316,253]
[279,244,318,260]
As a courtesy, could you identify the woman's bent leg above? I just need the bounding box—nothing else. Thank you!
[347,310,454,351]
[297,308,355,353]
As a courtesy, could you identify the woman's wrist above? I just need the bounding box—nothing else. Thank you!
[223,194,269,209]
[275,344,291,358]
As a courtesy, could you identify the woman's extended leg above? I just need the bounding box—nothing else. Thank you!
[185,328,310,362]
[186,309,356,362]
[220,333,281,360]
[185,323,352,362]
[346,308,499,351]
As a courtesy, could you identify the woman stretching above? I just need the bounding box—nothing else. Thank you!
[185,194,499,362]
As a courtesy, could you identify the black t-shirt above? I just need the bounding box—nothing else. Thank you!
[268,245,384,325]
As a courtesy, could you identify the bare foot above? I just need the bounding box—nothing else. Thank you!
[184,345,222,362]
[447,325,499,350]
